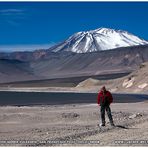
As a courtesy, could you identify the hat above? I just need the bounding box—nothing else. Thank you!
[101,86,106,91]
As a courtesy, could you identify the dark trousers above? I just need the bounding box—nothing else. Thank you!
[100,105,114,125]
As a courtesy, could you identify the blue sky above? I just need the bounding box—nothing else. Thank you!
[0,2,148,52]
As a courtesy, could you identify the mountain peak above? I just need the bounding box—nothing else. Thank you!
[50,27,148,53]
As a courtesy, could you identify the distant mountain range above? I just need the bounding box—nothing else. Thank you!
[0,27,148,83]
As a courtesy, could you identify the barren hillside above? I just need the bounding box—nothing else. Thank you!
[76,62,148,94]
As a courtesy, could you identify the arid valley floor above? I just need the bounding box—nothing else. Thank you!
[0,101,148,146]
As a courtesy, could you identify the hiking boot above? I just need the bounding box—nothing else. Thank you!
[99,123,105,127]
[111,123,115,127]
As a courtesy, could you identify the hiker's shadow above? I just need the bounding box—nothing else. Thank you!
[115,125,129,129]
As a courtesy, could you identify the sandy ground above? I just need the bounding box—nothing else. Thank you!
[0,101,148,146]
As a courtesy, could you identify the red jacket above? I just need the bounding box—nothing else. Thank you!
[97,91,113,105]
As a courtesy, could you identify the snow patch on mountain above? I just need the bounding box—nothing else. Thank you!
[50,28,148,53]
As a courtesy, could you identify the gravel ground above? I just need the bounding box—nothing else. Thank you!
[0,102,148,146]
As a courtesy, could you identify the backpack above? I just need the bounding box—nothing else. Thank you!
[100,94,109,106]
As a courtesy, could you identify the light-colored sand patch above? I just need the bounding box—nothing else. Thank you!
[109,88,117,92]
[138,83,148,89]
[76,78,99,88]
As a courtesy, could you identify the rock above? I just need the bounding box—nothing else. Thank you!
[129,113,142,119]
[129,114,136,119]
[122,77,135,88]
[61,113,80,119]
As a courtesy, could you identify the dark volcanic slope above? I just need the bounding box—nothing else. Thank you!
[0,73,129,87]
[0,59,39,83]
[31,45,148,78]
[0,45,148,83]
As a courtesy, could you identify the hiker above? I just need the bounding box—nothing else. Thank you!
[97,86,115,127]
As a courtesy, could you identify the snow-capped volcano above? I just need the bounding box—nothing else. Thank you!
[50,28,148,53]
